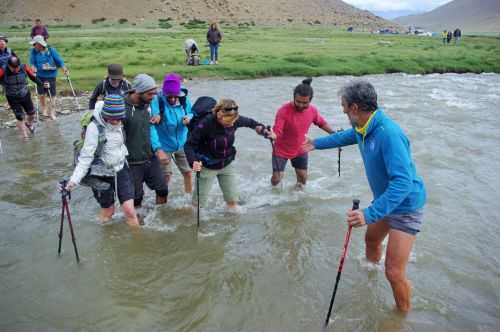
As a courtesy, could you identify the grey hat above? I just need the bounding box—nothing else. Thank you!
[129,74,157,94]
[107,64,123,79]
[0,35,8,43]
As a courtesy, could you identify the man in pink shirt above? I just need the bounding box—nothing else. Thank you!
[269,78,334,188]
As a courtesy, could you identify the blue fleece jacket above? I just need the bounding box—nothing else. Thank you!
[29,47,65,78]
[150,93,193,153]
[313,109,426,224]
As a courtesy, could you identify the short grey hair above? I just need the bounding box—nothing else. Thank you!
[338,80,378,112]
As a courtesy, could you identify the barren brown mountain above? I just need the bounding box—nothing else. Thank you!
[0,0,397,30]
[395,0,500,33]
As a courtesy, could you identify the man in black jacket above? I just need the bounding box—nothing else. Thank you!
[88,64,131,110]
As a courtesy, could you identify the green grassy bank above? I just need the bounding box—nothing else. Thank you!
[3,25,500,93]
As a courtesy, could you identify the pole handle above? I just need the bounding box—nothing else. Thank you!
[352,199,360,211]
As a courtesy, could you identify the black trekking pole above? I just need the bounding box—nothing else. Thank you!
[196,171,200,229]
[324,199,359,327]
[337,128,343,177]
[58,179,80,263]
[337,148,341,177]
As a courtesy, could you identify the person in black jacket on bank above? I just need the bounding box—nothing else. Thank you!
[185,98,272,212]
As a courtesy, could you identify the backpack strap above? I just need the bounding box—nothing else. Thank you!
[102,79,107,96]
[159,90,188,123]
[93,119,107,158]
[179,88,188,116]
[158,96,166,124]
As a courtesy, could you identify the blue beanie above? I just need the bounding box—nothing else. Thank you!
[102,94,126,120]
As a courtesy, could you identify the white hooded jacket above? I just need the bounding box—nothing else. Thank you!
[70,101,128,184]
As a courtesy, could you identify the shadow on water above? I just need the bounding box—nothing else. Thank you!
[1,73,499,332]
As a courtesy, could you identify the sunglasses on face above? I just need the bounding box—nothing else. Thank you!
[222,106,238,113]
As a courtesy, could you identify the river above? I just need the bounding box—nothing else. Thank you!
[0,73,499,332]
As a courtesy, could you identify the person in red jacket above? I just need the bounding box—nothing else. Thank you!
[0,56,42,138]
[269,78,334,189]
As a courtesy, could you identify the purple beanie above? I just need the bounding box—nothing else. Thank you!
[162,73,185,97]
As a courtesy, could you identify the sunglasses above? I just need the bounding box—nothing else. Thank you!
[222,106,238,113]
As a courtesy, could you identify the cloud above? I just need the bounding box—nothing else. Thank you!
[343,0,452,12]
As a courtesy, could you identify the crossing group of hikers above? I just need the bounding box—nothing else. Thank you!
[1,21,427,313]
[70,70,426,313]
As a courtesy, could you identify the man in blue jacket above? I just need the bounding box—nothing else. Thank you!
[303,80,426,313]
[29,35,68,120]
[150,73,193,195]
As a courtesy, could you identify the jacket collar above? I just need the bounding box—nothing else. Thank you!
[355,108,384,140]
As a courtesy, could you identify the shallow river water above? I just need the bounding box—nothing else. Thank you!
[0,73,499,332]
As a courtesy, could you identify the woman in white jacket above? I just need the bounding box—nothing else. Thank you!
[65,95,139,226]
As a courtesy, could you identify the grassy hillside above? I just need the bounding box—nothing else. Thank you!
[3,25,500,94]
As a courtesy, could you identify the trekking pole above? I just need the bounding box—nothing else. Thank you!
[58,179,80,263]
[65,73,80,111]
[196,171,200,229]
[337,148,341,177]
[324,199,359,327]
[46,84,53,106]
[337,128,343,177]
[34,86,40,124]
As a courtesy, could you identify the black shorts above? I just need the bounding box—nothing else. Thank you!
[36,77,56,96]
[129,156,168,205]
[91,165,135,208]
[6,92,35,121]
[272,153,308,172]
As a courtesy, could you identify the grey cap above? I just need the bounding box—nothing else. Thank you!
[107,64,124,79]
[129,74,157,94]
[0,35,8,42]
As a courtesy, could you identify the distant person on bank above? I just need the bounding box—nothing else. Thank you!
[30,18,49,40]
[453,28,462,45]
[0,56,42,138]
[207,22,223,65]
[442,30,447,45]
[29,35,68,120]
[303,80,426,313]
[446,30,452,44]
[88,64,131,110]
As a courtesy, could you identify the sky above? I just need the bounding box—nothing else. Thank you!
[342,0,452,12]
